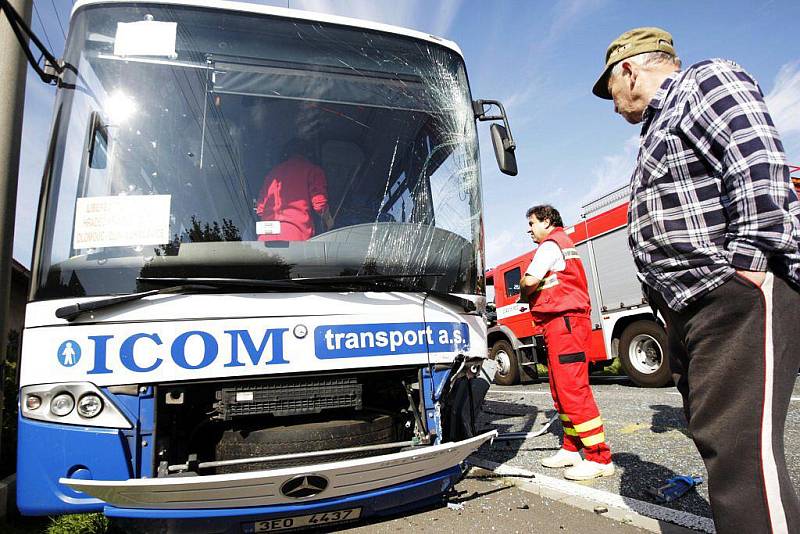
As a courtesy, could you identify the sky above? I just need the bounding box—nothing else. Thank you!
[12,0,800,271]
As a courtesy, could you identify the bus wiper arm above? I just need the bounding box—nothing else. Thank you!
[137,275,476,313]
[137,276,318,290]
[55,284,220,321]
[137,274,440,289]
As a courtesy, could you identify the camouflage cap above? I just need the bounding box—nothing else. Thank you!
[592,27,676,100]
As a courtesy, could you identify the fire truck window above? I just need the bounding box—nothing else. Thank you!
[504,267,521,298]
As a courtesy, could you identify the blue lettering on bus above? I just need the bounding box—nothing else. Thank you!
[120,333,164,373]
[61,327,291,374]
[314,322,469,359]
[171,331,218,370]
[86,335,113,374]
[224,329,290,367]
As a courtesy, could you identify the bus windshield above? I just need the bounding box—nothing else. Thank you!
[33,3,483,300]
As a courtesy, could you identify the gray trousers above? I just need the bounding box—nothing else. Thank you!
[648,272,800,534]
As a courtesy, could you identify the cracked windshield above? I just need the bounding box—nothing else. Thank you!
[35,4,483,300]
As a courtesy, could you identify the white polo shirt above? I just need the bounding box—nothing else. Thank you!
[525,240,565,279]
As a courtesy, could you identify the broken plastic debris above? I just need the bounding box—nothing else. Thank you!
[647,475,703,503]
[446,502,465,511]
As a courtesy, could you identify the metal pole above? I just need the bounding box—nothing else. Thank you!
[0,0,33,463]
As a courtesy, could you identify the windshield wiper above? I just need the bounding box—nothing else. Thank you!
[138,274,477,313]
[56,276,325,321]
[55,284,221,321]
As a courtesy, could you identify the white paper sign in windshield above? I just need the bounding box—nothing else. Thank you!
[73,195,171,249]
[114,21,177,57]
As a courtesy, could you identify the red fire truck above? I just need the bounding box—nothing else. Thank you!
[486,166,800,388]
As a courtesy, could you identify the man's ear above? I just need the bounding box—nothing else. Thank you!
[624,61,639,87]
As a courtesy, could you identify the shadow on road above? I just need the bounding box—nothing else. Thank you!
[324,483,515,532]
[650,404,692,438]
[615,451,712,519]
[611,403,710,517]
[475,395,557,463]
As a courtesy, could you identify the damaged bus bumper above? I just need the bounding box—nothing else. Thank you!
[60,431,495,520]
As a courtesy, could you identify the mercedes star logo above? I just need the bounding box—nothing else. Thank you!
[280,474,329,498]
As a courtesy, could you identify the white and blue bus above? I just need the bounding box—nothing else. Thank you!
[17,1,516,530]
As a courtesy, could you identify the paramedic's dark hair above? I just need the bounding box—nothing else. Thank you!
[526,205,563,227]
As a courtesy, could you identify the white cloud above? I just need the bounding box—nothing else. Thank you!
[581,134,638,206]
[765,60,800,159]
[485,229,531,270]
[429,0,463,39]
[545,0,604,47]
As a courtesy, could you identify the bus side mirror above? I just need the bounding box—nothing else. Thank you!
[474,99,518,176]
[490,123,517,176]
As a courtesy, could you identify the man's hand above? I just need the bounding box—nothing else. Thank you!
[736,270,766,287]
[519,274,541,299]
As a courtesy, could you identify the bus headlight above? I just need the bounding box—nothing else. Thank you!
[21,382,133,429]
[50,393,75,416]
[25,395,42,410]
[77,394,104,418]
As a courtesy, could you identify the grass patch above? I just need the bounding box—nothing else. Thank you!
[46,514,110,534]
[596,357,623,376]
[534,357,623,378]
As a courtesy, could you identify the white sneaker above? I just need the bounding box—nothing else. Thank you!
[563,460,615,480]
[540,448,582,468]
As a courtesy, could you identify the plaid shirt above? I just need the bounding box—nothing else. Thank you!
[629,59,800,311]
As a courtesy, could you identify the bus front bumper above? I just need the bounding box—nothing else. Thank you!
[60,431,495,516]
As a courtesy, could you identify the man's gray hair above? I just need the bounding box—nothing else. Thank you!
[610,51,681,78]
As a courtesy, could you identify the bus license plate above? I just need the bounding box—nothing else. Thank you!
[250,508,362,532]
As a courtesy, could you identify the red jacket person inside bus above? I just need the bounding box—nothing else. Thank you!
[256,138,334,241]
[520,204,614,480]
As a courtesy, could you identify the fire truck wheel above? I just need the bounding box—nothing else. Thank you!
[619,321,671,388]
[490,339,519,386]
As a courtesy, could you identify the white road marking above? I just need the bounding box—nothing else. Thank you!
[468,456,715,533]
[791,397,800,402]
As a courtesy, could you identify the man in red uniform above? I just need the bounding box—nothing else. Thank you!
[256,138,333,241]
[520,205,614,480]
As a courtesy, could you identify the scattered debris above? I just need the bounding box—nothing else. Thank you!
[647,475,704,503]
[446,502,465,511]
[593,505,609,514]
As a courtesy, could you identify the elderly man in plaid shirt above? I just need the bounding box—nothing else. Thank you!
[593,27,800,533]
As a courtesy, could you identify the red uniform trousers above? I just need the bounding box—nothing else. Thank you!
[541,313,611,464]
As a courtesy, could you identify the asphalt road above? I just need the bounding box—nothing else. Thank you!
[338,475,654,534]
[336,376,800,533]
[473,376,800,522]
